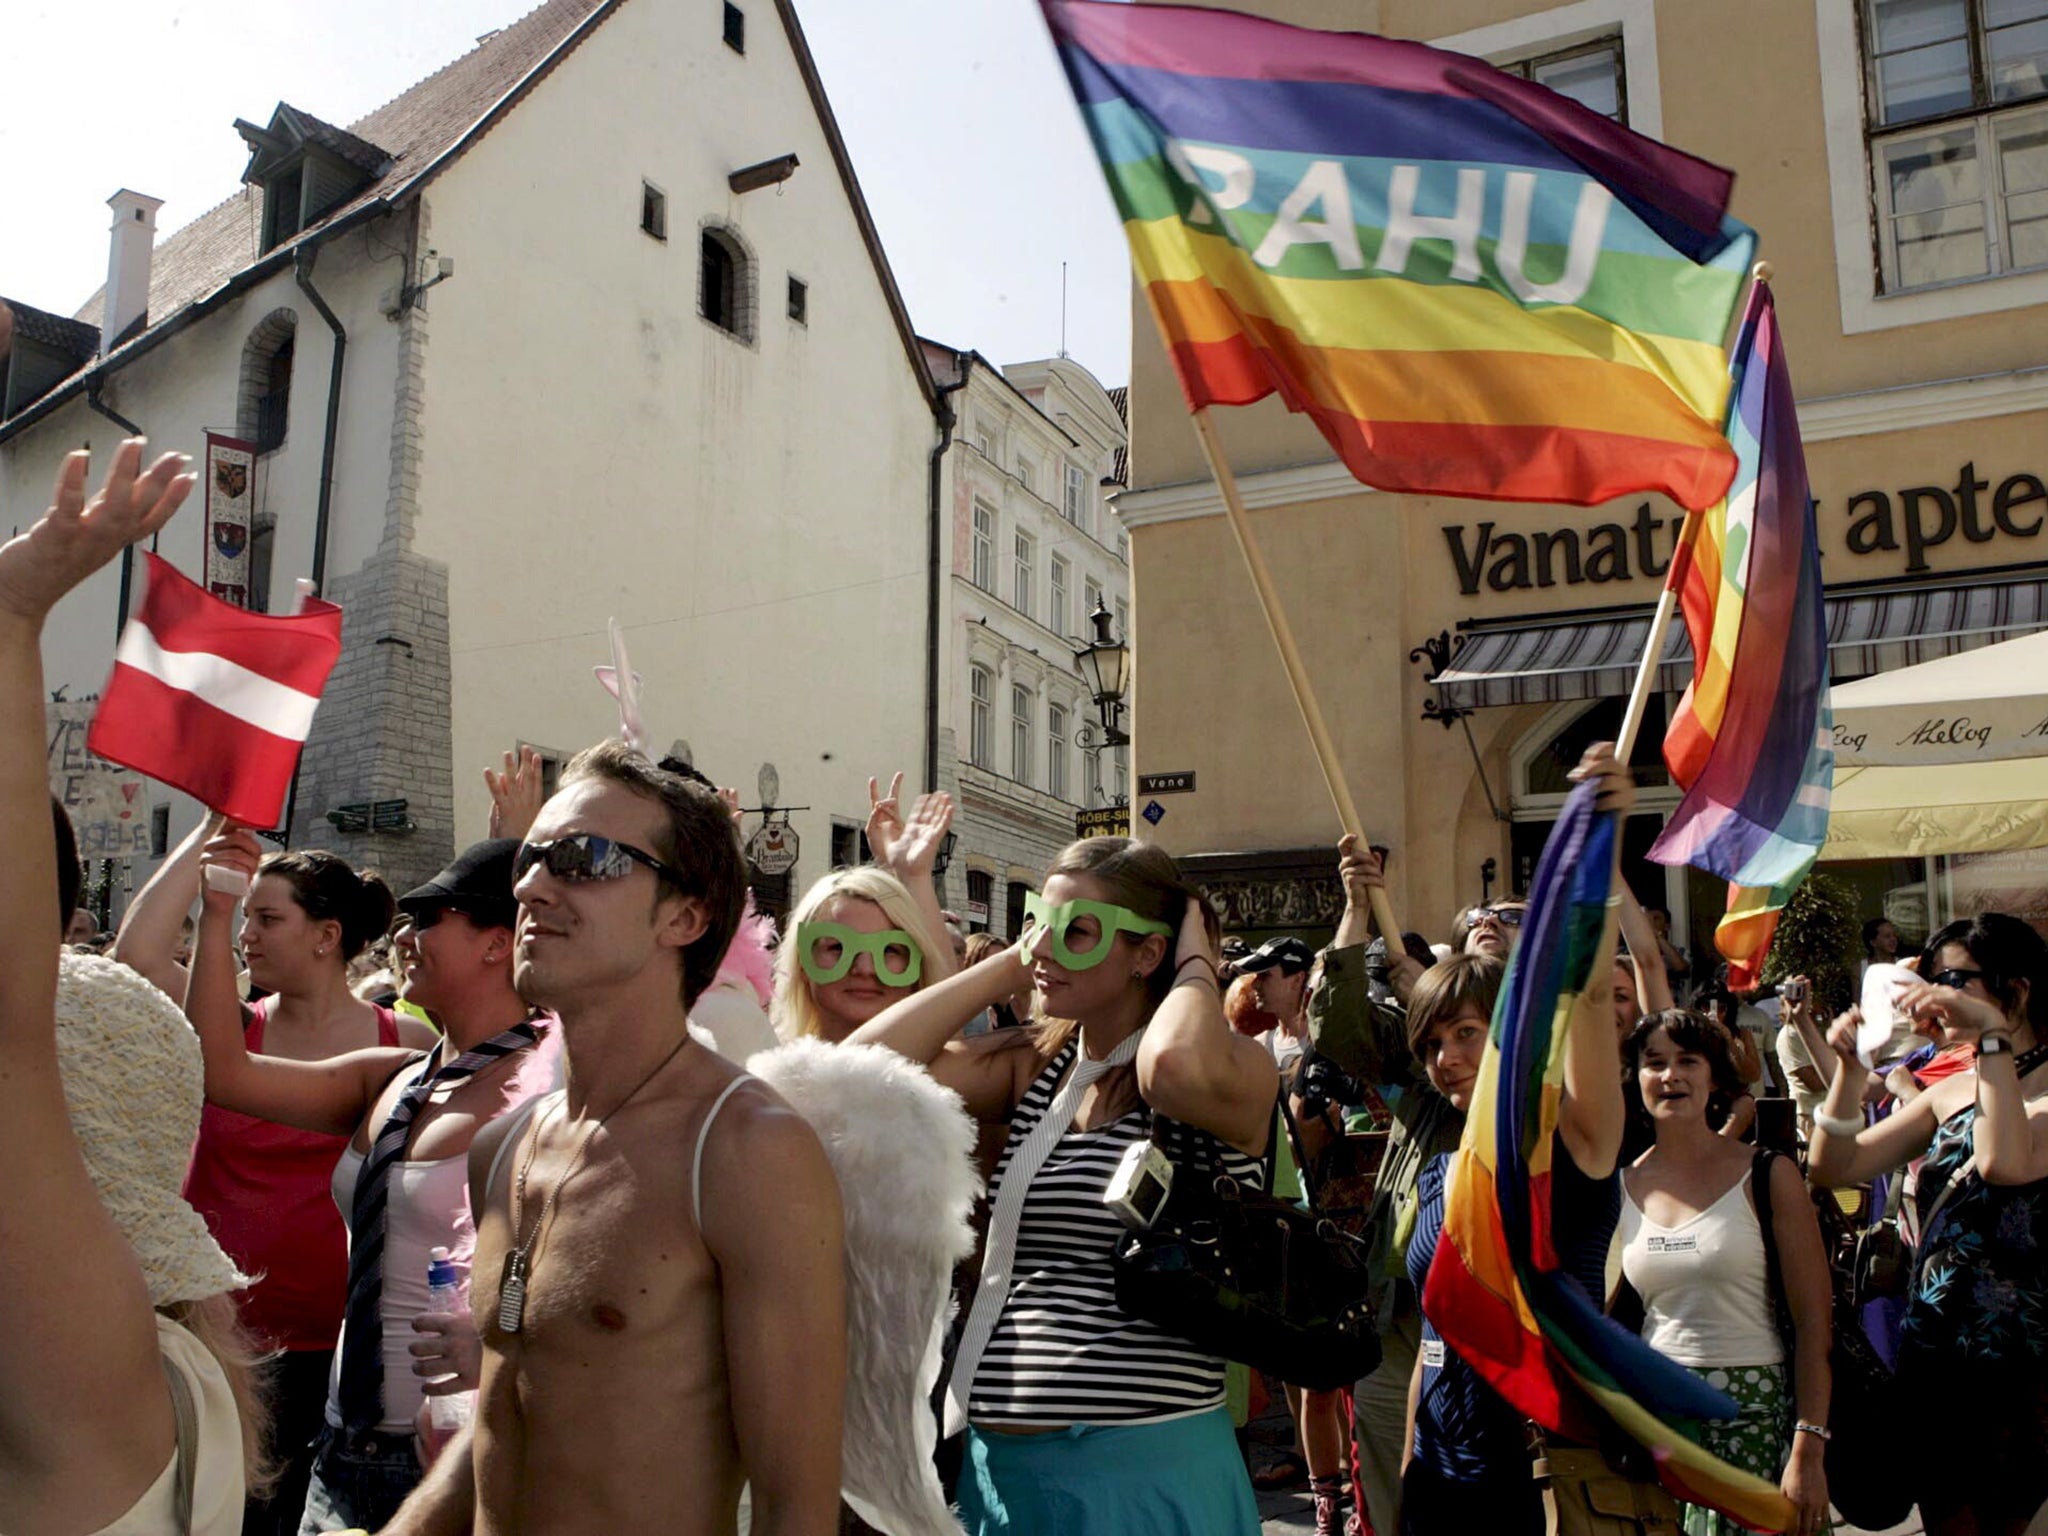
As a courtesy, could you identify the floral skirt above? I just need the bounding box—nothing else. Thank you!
[1677,1362,1827,1536]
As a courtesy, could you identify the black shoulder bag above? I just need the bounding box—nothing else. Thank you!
[1110,1091,1381,1391]
[1752,1148,1909,1533]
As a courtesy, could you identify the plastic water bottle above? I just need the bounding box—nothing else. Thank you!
[424,1246,472,1438]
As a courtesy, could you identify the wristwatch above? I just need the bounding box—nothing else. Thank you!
[1978,1033,2016,1059]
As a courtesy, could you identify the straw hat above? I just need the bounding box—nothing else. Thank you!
[54,952,249,1307]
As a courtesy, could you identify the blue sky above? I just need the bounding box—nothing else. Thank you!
[0,0,1133,385]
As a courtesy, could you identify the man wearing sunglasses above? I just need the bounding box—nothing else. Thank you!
[1458,899,1529,962]
[387,742,845,1536]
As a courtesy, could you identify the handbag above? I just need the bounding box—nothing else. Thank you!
[1753,1148,1912,1533]
[1532,1436,1683,1536]
[1111,1094,1381,1391]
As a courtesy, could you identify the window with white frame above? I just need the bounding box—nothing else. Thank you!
[1011,684,1034,783]
[1064,463,1087,524]
[1084,576,1104,626]
[1115,530,1129,564]
[1050,556,1070,638]
[1114,597,1129,645]
[1048,703,1069,801]
[1015,454,1034,494]
[969,665,993,767]
[971,502,996,592]
[1500,36,1626,122]
[1013,530,1035,618]
[1863,0,2048,291]
[1113,748,1129,803]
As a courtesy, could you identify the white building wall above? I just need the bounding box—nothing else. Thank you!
[410,0,935,895]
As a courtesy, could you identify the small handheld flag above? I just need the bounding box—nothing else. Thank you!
[88,554,343,829]
[1043,0,1757,510]
[1649,280,1832,988]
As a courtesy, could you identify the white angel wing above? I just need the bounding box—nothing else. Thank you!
[592,617,648,754]
[747,1039,981,1536]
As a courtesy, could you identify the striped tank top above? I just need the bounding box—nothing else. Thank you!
[966,1039,1266,1426]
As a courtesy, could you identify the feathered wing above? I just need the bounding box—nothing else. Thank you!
[748,1039,981,1536]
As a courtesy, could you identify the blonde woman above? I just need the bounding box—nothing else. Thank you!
[772,778,956,1044]
[1,440,269,1533]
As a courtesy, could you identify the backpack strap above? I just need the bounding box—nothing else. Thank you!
[161,1350,199,1535]
[1750,1147,1798,1362]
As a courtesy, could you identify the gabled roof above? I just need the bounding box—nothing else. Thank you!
[0,297,98,359]
[235,103,392,181]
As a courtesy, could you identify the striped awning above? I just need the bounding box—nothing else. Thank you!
[1427,568,2048,711]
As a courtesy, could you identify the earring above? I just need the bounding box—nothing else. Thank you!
[1131,968,1143,981]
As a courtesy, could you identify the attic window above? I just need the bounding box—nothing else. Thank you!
[699,225,755,342]
[265,165,307,249]
[787,275,808,324]
[723,2,745,53]
[641,181,668,241]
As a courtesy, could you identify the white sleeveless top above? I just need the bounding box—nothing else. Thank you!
[91,1315,244,1535]
[1618,1170,1783,1368]
[324,1145,474,1432]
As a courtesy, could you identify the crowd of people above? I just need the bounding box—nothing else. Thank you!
[6,440,2047,1536]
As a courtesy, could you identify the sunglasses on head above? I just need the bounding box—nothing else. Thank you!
[515,833,687,888]
[1462,904,1527,933]
[1019,890,1174,972]
[797,921,923,988]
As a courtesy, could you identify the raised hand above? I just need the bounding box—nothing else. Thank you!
[1336,834,1385,911]
[1568,740,1637,817]
[0,440,194,625]
[717,787,742,826]
[484,746,545,841]
[866,773,955,881]
[196,824,264,913]
[1824,1006,1865,1068]
[1896,979,2005,1042]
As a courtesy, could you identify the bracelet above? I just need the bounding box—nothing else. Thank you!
[1812,1109,1862,1139]
[1793,1421,1832,1443]
[1171,970,1220,994]
[1175,954,1219,978]
[1605,893,1625,908]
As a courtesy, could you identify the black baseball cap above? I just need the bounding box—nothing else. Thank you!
[1237,936,1316,975]
[398,839,520,929]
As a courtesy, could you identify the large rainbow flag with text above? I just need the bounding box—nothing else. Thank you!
[1650,282,1832,989]
[1044,0,1756,510]
[1423,784,1796,1531]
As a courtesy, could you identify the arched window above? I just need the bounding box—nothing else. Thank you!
[237,309,298,453]
[699,225,755,342]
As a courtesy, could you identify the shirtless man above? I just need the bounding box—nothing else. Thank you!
[384,741,845,1535]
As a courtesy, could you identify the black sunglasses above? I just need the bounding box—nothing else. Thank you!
[1929,966,1990,992]
[1462,904,1527,933]
[515,834,688,889]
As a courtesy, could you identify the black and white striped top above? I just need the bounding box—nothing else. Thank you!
[966,1040,1265,1426]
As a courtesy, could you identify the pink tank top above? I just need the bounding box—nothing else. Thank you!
[181,999,400,1352]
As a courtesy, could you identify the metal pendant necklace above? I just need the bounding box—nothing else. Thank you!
[498,1032,695,1333]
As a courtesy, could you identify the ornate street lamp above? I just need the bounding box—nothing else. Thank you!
[1073,598,1131,747]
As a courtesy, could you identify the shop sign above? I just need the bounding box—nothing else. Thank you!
[1076,806,1131,838]
[1444,461,2045,596]
[1138,771,1197,794]
[745,818,799,875]
[965,899,990,924]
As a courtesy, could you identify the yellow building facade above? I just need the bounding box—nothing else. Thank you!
[1116,0,2048,958]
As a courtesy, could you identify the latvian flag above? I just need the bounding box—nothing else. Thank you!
[88,554,344,829]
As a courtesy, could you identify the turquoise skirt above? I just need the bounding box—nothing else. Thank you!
[959,1406,1260,1536]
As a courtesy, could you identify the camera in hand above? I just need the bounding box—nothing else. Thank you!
[1104,1140,1175,1230]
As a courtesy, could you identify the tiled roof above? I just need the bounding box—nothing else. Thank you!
[1,297,99,359]
[1106,386,1128,485]
[76,0,609,330]
[281,106,392,176]
[1107,385,1127,423]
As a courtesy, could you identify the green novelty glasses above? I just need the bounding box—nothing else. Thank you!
[796,921,924,988]
[1019,890,1174,971]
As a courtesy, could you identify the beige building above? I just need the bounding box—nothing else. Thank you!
[4,0,942,910]
[1116,0,2048,959]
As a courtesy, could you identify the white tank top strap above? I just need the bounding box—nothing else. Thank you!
[692,1075,756,1231]
[486,1093,554,1201]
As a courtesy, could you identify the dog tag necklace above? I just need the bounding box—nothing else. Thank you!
[499,1033,694,1334]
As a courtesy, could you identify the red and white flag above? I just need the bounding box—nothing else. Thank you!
[88,554,344,829]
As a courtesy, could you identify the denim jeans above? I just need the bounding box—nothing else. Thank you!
[296,1425,421,1536]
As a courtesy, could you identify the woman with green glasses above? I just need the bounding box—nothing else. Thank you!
[772,777,956,1044]
[848,836,1280,1536]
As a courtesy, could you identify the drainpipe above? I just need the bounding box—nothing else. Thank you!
[86,378,145,643]
[924,356,968,793]
[293,247,346,596]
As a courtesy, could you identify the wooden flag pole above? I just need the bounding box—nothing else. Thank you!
[1188,407,1403,944]
[1613,260,1772,766]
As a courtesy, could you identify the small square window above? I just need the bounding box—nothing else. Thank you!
[787,274,808,324]
[641,181,667,241]
[723,1,745,53]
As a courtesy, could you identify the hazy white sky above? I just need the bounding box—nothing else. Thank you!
[0,0,1133,385]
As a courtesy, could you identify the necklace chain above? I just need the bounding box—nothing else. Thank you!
[497,1032,695,1333]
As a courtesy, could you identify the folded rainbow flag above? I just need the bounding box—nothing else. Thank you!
[1423,782,1796,1531]
[1650,282,1832,989]
[1043,0,1756,510]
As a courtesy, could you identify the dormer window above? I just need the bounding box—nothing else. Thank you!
[235,104,389,253]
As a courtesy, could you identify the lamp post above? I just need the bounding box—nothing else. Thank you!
[1073,598,1130,748]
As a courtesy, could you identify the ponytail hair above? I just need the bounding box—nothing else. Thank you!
[256,850,395,961]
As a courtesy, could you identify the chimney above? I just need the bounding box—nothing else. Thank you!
[101,189,164,354]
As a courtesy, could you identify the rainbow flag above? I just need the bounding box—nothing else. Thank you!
[1423,783,1796,1531]
[1649,282,1832,989]
[1043,0,1756,510]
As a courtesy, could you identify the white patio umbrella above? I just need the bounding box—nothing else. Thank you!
[1822,630,2048,859]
